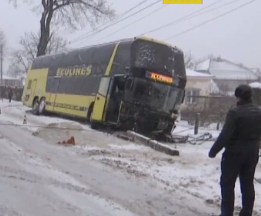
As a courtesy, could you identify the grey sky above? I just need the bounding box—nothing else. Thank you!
[0,0,260,71]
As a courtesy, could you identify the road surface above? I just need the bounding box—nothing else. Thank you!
[0,119,216,216]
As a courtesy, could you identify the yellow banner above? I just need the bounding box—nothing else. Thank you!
[163,0,202,4]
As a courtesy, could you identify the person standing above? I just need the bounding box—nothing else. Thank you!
[209,84,260,216]
[7,86,13,103]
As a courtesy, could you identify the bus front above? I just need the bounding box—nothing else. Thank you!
[120,38,187,138]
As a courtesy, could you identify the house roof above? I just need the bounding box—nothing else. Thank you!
[186,68,213,78]
[250,68,261,74]
[249,82,261,89]
[195,59,258,80]
[2,75,20,80]
[195,59,210,71]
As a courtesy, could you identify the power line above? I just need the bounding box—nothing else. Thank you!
[165,0,257,41]
[139,0,225,36]
[95,4,167,43]
[95,0,241,43]
[71,0,150,43]
[70,0,161,44]
[178,0,242,23]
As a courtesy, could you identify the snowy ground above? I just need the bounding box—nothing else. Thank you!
[0,99,260,216]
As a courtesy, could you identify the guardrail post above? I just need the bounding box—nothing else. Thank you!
[194,113,200,135]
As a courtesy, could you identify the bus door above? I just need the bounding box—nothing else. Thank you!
[24,78,37,103]
[92,76,113,122]
[48,76,61,111]
[31,79,37,95]
[24,78,37,105]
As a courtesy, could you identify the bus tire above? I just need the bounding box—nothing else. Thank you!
[86,102,94,122]
[90,110,99,129]
[32,99,40,115]
[38,98,46,115]
[90,121,99,129]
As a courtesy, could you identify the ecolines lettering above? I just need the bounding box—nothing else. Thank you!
[56,65,92,76]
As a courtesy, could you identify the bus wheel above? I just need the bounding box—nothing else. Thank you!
[86,103,94,123]
[90,111,99,129]
[32,99,40,115]
[38,98,46,115]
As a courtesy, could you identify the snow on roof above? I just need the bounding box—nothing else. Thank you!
[2,75,20,80]
[251,68,258,73]
[201,59,258,80]
[249,82,261,89]
[186,68,213,78]
[195,59,210,71]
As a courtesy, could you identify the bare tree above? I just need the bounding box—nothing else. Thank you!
[0,30,5,47]
[184,52,195,69]
[8,31,67,76]
[10,0,115,57]
[193,54,215,70]
[184,52,215,70]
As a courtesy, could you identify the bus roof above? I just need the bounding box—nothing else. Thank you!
[31,36,183,70]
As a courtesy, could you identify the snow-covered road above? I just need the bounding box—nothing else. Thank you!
[0,126,142,216]
[0,119,216,216]
[0,100,260,216]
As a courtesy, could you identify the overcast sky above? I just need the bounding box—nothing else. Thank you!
[0,0,260,72]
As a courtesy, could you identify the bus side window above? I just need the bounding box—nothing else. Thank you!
[125,78,133,90]
[27,80,32,90]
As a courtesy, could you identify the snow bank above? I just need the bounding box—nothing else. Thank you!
[0,99,89,132]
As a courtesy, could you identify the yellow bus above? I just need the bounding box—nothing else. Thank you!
[22,36,187,138]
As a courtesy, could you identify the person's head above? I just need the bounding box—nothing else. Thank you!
[234,84,252,102]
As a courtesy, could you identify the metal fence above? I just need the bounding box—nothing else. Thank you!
[180,95,236,126]
[0,86,23,101]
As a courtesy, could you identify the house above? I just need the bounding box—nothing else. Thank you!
[184,69,217,105]
[181,69,220,124]
[0,75,23,88]
[195,58,259,95]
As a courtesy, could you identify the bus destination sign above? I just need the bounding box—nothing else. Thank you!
[147,72,173,84]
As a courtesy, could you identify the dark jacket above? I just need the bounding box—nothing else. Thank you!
[209,100,261,156]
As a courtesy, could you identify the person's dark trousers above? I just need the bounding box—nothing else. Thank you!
[8,96,11,102]
[220,151,259,216]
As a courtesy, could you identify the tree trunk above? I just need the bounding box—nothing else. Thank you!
[37,0,54,57]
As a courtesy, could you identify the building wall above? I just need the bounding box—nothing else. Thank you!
[0,79,23,88]
[185,78,213,95]
[181,77,213,109]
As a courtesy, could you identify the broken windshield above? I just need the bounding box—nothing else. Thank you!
[127,77,182,112]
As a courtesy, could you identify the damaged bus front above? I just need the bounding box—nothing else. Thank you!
[118,38,187,138]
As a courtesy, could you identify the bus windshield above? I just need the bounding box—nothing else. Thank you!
[131,39,176,76]
[126,77,183,112]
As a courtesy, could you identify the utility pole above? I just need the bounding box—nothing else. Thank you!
[0,45,3,101]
